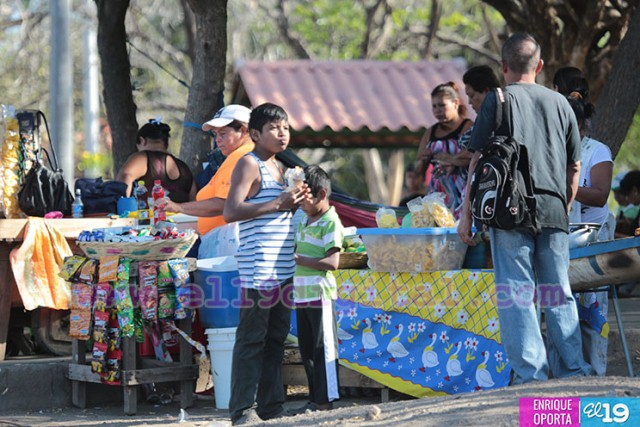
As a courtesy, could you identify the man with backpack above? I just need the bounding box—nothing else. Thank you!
[458,33,593,384]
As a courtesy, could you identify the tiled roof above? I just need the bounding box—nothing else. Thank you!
[232,59,471,147]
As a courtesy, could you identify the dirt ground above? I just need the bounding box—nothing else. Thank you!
[1,375,639,427]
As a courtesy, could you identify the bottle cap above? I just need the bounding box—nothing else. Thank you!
[154,180,161,185]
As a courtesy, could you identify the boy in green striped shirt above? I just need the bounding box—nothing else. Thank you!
[292,165,344,413]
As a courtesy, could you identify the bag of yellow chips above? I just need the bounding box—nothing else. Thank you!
[375,207,399,228]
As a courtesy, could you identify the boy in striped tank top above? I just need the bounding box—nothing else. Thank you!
[290,165,343,414]
[223,103,310,425]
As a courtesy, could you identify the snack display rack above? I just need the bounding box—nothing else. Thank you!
[66,240,199,415]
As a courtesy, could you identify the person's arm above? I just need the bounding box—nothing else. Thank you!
[295,247,341,271]
[576,161,613,208]
[115,152,147,197]
[188,180,197,201]
[457,150,482,246]
[415,128,434,176]
[223,156,307,223]
[566,161,581,214]
[159,197,226,217]
[434,149,472,168]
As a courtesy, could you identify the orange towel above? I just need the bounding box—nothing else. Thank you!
[10,218,73,310]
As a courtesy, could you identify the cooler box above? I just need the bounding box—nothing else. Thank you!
[195,257,241,328]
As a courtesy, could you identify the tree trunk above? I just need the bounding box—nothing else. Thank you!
[592,9,640,158]
[95,0,138,176]
[181,0,228,174]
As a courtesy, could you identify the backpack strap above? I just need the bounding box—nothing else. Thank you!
[494,88,511,137]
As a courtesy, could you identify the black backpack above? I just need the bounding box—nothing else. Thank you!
[469,88,538,232]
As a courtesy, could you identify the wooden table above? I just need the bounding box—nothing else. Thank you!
[0,217,134,361]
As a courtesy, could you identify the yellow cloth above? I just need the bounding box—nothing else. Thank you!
[196,141,254,234]
[10,218,73,310]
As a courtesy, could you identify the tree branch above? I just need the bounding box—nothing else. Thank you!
[435,33,501,65]
[422,0,442,58]
[264,0,311,59]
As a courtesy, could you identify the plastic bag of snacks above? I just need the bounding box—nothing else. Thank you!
[1,105,20,218]
[284,166,305,192]
[423,192,456,227]
[406,196,435,228]
[375,207,399,228]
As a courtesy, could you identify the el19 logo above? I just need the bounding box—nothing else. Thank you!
[581,398,640,426]
[582,402,629,423]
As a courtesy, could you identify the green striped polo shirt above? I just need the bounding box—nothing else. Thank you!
[294,206,344,303]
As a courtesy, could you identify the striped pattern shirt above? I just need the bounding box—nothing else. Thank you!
[294,206,344,302]
[237,152,295,289]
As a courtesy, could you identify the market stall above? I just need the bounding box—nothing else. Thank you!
[0,217,134,361]
[63,228,201,415]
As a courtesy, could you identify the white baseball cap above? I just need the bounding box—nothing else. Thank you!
[202,104,251,131]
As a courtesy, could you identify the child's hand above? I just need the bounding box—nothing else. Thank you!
[277,184,310,210]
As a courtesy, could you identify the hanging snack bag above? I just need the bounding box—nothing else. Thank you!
[168,258,190,319]
[59,256,88,281]
[98,255,119,283]
[138,261,159,320]
[114,258,135,337]
[157,261,174,287]
[78,259,98,284]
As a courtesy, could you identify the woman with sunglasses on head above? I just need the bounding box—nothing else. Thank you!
[415,82,473,218]
[116,118,196,203]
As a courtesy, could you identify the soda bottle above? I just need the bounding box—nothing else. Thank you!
[72,189,84,218]
[152,180,166,224]
[134,180,150,226]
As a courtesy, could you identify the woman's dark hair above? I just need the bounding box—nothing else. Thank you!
[303,165,331,198]
[462,65,501,93]
[137,119,171,146]
[431,81,467,118]
[553,66,584,96]
[566,90,595,126]
[620,170,640,196]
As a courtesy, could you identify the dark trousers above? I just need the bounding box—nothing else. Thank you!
[228,282,292,420]
[296,299,340,405]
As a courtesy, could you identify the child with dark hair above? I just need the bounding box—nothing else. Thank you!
[290,165,343,414]
[224,102,309,425]
[116,118,195,202]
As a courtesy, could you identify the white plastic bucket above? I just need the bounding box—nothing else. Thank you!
[205,327,237,409]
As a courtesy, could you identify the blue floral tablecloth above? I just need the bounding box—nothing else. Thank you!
[290,269,510,397]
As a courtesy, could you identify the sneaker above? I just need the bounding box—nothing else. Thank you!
[231,408,262,426]
[288,401,333,416]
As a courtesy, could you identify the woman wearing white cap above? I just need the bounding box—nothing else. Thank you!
[160,104,254,241]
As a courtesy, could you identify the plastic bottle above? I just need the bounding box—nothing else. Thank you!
[72,189,84,218]
[134,180,150,226]
[152,180,166,224]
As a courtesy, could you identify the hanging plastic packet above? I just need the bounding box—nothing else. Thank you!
[139,261,159,320]
[114,258,135,337]
[98,255,119,283]
[168,258,189,319]
[59,256,88,281]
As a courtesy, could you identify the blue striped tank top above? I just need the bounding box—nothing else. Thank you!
[236,152,295,289]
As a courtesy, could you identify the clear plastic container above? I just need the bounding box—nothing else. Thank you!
[357,227,468,273]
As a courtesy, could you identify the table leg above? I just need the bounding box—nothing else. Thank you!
[71,339,87,408]
[123,336,137,415]
[0,244,14,361]
[178,318,194,409]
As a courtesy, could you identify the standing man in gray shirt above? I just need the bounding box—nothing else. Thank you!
[458,33,593,384]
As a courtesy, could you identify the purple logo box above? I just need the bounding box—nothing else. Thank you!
[520,397,580,427]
